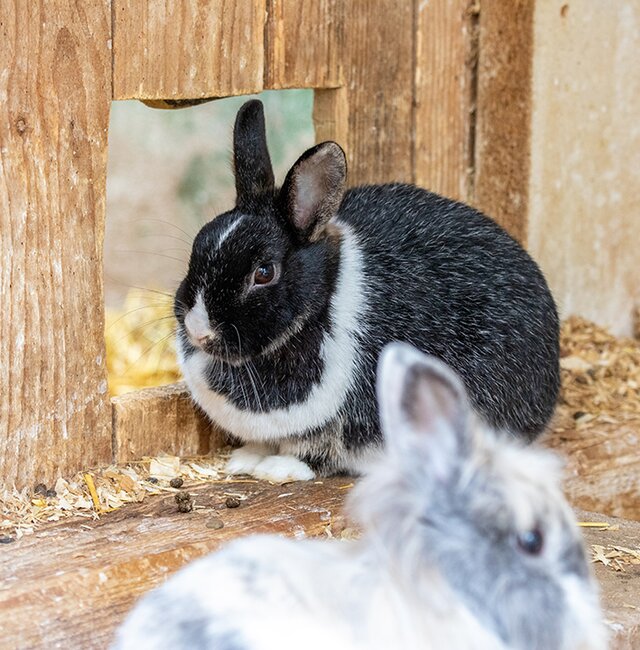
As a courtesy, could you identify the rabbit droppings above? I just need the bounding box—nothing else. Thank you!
[175,100,561,481]
[113,344,605,650]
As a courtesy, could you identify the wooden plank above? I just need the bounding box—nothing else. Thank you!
[314,0,415,185]
[413,0,478,202]
[264,0,342,90]
[0,478,350,649]
[112,0,266,100]
[473,0,535,241]
[0,1,112,488]
[313,86,349,151]
[0,475,636,648]
[112,383,223,463]
[544,418,640,522]
[526,0,640,337]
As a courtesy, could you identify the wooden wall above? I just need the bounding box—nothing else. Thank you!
[472,1,640,337]
[0,1,113,488]
[1,0,638,488]
[527,1,640,336]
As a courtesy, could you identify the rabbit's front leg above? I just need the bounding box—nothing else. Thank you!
[226,444,315,482]
[226,443,273,476]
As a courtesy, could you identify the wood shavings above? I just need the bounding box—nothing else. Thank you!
[148,455,181,479]
[578,522,617,530]
[84,474,104,513]
[557,316,640,426]
[544,317,640,520]
[591,543,640,571]
[323,514,363,541]
[0,451,231,537]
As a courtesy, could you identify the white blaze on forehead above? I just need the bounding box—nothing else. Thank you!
[184,292,214,342]
[216,215,245,250]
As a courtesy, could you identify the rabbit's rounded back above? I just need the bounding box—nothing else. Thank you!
[350,342,606,650]
[175,99,560,478]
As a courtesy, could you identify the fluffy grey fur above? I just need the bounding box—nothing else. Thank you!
[113,344,605,650]
[175,99,560,478]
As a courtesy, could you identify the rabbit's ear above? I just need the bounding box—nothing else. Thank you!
[377,343,470,478]
[233,100,275,201]
[280,142,346,241]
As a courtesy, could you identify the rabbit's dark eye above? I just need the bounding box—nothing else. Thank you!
[516,528,544,555]
[253,262,276,286]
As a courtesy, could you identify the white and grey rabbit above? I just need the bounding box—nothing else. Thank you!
[113,343,605,650]
[175,99,560,481]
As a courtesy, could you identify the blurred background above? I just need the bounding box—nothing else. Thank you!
[104,91,314,394]
[105,90,314,307]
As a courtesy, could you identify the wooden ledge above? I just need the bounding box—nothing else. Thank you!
[111,382,223,463]
[0,478,350,648]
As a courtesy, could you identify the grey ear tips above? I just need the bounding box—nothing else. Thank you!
[377,342,424,405]
[378,343,467,405]
[379,342,431,376]
[318,140,345,155]
[317,141,347,171]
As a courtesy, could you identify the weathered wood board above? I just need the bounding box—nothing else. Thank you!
[0,478,350,649]
[0,0,113,488]
[112,0,266,100]
[526,0,640,337]
[264,0,342,90]
[473,0,535,242]
[0,477,637,649]
[111,382,223,463]
[472,0,640,337]
[577,511,640,650]
[413,0,477,202]
[314,0,416,186]
[113,0,344,101]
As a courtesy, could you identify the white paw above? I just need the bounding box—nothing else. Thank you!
[226,446,268,476]
[253,455,316,483]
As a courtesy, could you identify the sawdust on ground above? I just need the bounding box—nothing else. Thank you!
[2,314,639,544]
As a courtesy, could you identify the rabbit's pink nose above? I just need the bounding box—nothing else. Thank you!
[184,296,215,349]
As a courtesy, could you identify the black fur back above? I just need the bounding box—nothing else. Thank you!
[175,101,560,477]
[337,183,559,448]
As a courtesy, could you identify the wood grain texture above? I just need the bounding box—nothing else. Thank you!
[473,0,535,242]
[0,1,112,488]
[413,0,477,202]
[0,478,636,648]
[0,478,351,648]
[527,0,640,337]
[314,0,415,186]
[313,86,349,152]
[545,418,640,522]
[265,0,342,90]
[112,0,266,100]
[112,382,223,463]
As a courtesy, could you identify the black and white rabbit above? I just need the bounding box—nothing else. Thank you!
[113,344,605,650]
[175,99,560,481]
